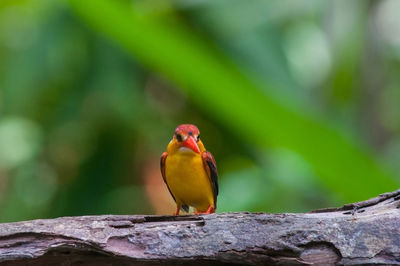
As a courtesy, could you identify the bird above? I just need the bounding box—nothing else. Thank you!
[160,124,218,215]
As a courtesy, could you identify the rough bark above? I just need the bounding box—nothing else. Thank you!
[0,189,400,265]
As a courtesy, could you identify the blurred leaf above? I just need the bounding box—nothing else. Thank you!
[218,165,266,212]
[101,186,151,214]
[0,116,42,169]
[14,162,58,208]
[283,22,332,88]
[69,0,398,202]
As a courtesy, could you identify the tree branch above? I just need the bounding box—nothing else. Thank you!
[1,189,400,265]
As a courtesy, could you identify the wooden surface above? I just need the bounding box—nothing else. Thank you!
[0,189,400,265]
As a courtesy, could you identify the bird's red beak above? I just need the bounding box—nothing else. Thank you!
[183,136,200,153]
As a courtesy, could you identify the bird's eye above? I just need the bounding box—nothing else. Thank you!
[176,134,183,142]
[196,135,200,142]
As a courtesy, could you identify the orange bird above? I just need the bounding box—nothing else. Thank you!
[160,124,218,215]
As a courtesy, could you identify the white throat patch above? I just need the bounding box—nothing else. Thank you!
[178,147,195,153]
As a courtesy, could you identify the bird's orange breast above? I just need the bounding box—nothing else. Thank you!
[165,150,214,212]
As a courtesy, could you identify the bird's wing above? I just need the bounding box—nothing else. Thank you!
[202,151,219,208]
[160,152,176,202]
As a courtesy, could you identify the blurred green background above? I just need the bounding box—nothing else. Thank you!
[1,0,400,222]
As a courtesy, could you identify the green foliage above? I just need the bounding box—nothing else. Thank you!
[69,0,397,201]
[0,0,399,221]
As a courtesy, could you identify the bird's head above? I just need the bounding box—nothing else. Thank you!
[170,124,201,154]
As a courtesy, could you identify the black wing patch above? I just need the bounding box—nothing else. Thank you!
[202,151,219,208]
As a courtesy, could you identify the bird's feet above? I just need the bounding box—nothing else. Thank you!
[194,206,215,215]
[173,205,181,216]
